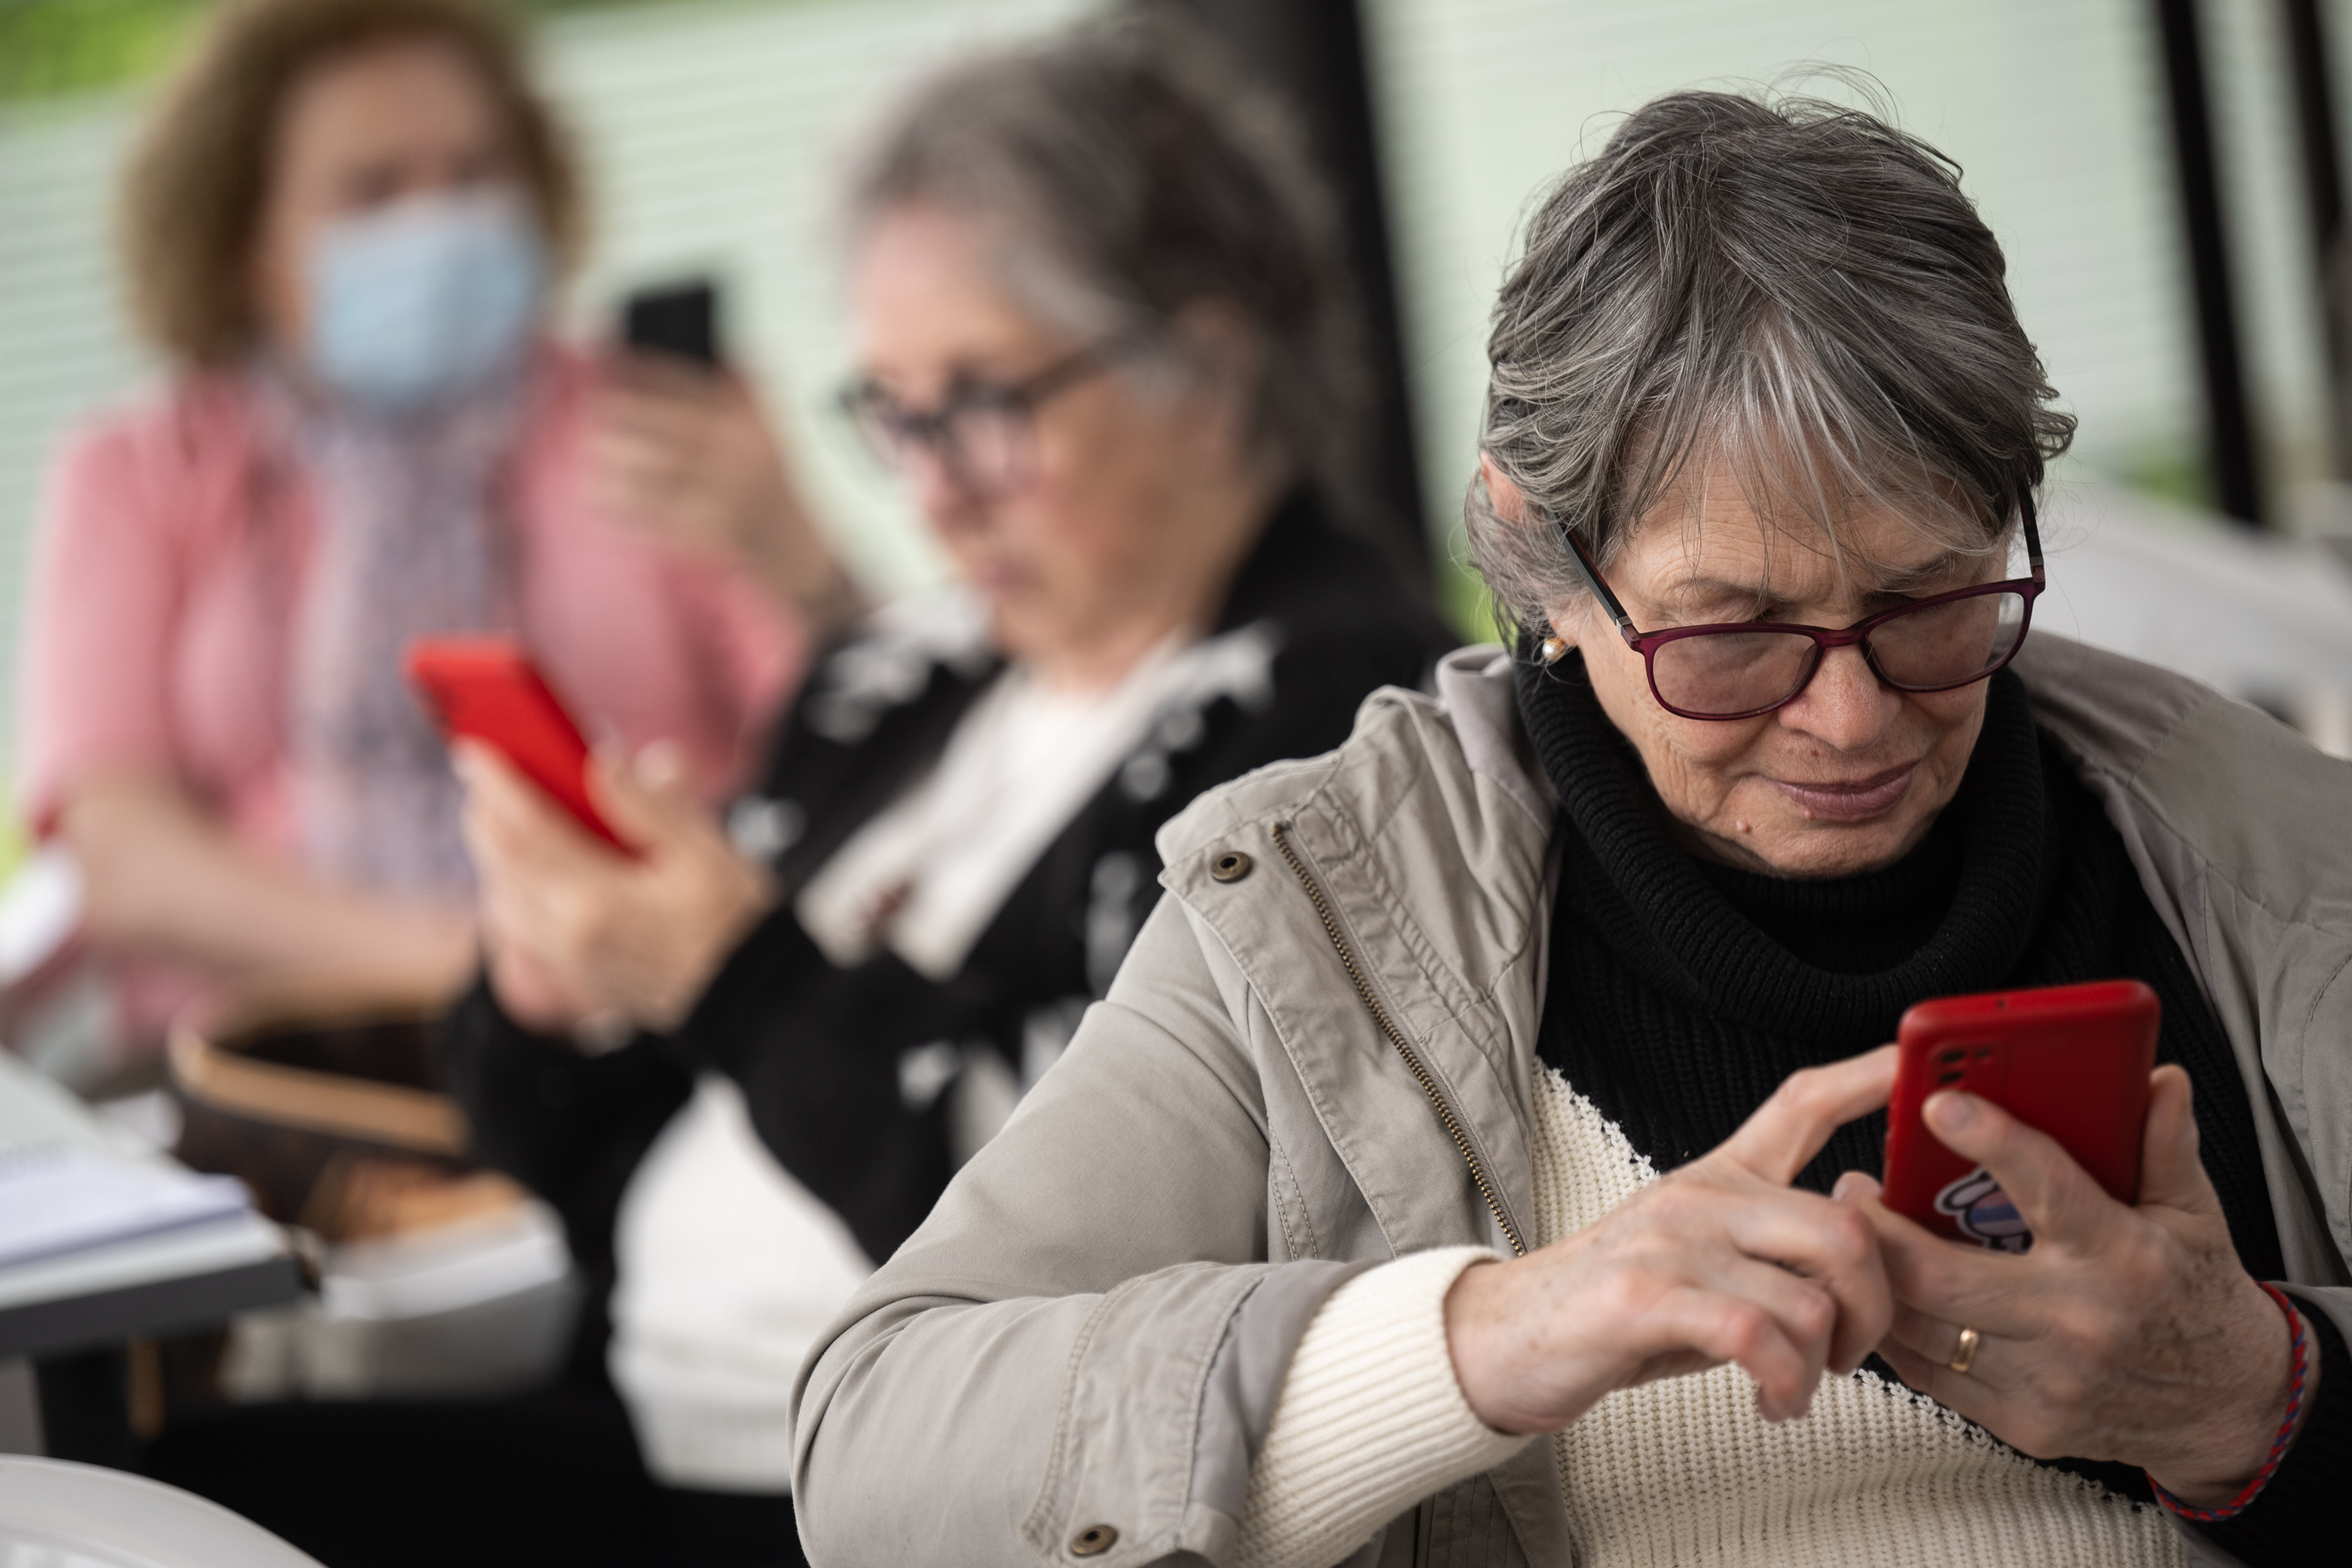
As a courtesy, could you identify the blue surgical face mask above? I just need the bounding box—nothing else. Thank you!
[303,189,546,414]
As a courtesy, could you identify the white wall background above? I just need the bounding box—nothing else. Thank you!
[1362,0,2343,550]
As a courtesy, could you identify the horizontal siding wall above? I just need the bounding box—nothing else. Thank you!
[1362,0,2339,549]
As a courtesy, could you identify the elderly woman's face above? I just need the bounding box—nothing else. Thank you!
[1544,466,1999,880]
[253,38,516,350]
[851,204,1268,688]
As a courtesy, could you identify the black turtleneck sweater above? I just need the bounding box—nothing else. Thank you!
[1520,651,2338,1560]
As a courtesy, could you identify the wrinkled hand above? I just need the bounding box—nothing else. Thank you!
[457,739,775,1038]
[1446,1047,1897,1435]
[1835,1065,2299,1507]
[587,353,862,633]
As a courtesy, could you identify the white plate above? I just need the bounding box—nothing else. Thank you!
[0,1457,321,1568]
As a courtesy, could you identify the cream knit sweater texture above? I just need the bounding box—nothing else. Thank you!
[1230,1067,2185,1568]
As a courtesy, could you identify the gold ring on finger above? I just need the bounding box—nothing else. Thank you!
[1947,1326,1980,1376]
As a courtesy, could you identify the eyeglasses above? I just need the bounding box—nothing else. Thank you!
[838,342,1118,500]
[1549,496,2046,721]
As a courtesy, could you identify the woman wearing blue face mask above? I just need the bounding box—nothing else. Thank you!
[17,0,848,1069]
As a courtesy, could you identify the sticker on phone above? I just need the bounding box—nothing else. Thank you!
[1934,1167,2033,1253]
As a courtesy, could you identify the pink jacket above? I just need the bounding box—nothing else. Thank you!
[18,348,803,859]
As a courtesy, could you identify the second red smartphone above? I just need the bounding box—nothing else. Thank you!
[405,636,631,853]
[1880,979,2159,1251]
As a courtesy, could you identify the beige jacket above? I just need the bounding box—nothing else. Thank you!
[793,637,2352,1568]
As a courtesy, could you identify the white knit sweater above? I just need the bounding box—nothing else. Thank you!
[1232,1067,2186,1568]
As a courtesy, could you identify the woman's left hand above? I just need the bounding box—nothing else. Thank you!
[1835,1065,2300,1507]
[457,739,775,1036]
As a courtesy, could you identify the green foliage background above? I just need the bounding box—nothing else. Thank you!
[0,0,727,103]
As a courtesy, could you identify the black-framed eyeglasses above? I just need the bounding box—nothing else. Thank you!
[1548,495,2047,721]
[837,341,1119,500]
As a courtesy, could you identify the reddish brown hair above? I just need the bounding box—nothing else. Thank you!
[122,0,583,367]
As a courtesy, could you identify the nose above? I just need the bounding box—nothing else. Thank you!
[906,445,985,532]
[1777,642,1901,752]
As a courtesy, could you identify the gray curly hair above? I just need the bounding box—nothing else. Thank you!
[1468,86,2076,637]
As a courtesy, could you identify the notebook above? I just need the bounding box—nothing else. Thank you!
[0,1145,252,1270]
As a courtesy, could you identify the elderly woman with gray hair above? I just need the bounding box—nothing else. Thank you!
[796,91,2350,1567]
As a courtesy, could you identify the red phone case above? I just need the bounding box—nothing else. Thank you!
[404,637,630,852]
[1880,978,2159,1250]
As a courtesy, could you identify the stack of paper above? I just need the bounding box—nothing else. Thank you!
[0,1145,252,1269]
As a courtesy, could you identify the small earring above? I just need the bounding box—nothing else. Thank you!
[1538,635,1568,666]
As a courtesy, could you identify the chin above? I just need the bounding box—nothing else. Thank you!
[1744,815,1930,879]
[979,597,1040,655]
[1712,804,1929,879]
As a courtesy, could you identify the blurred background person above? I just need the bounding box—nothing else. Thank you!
[12,0,844,1076]
[138,14,1455,1567]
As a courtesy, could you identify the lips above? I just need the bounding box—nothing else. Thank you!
[1770,763,1918,822]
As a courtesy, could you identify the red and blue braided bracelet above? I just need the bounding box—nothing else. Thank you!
[2147,1282,2310,1523]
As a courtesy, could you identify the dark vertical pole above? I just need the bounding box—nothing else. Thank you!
[1145,0,1432,586]
[2154,0,2267,526]
[2283,0,2352,475]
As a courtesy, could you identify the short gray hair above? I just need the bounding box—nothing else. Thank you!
[846,13,1364,514]
[1468,86,2076,635]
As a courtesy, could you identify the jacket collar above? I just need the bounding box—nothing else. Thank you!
[1160,644,1556,1256]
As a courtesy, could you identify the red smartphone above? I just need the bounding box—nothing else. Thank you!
[1880,978,2160,1251]
[405,636,631,853]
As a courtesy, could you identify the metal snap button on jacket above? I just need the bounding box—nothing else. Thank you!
[1070,1523,1119,1555]
[1209,850,1252,883]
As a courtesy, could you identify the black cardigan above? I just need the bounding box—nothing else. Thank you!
[443,495,1457,1380]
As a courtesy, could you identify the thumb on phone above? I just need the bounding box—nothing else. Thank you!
[585,741,697,851]
[1917,1091,2119,1248]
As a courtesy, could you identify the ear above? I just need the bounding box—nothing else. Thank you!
[1165,302,1274,485]
[1174,299,1261,381]
[1479,453,1530,521]
[1479,454,1585,650]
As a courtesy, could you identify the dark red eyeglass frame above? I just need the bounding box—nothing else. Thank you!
[1548,495,2047,721]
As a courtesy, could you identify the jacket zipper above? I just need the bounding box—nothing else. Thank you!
[1267,821,1527,1258]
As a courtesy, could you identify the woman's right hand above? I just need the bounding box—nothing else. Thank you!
[1444,1046,1897,1434]
[457,739,775,1039]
